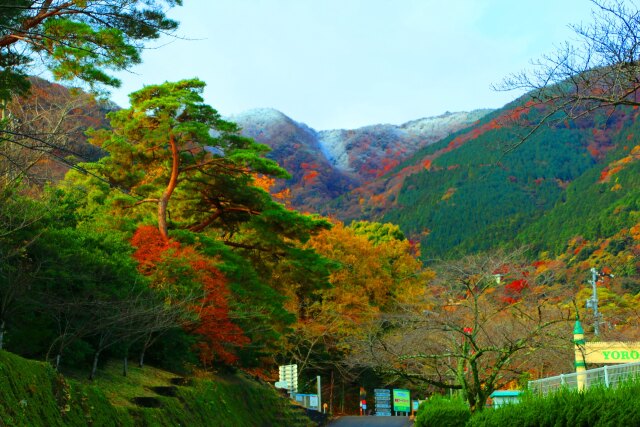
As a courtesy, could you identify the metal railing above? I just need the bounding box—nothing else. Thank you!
[528,361,640,395]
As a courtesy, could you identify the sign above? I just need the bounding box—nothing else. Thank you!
[294,393,319,410]
[583,342,640,364]
[278,364,298,392]
[393,389,411,413]
[374,388,391,416]
[412,400,421,411]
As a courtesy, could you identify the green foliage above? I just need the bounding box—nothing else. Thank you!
[57,80,334,369]
[515,144,640,255]
[85,78,293,237]
[349,220,406,244]
[0,349,314,426]
[0,1,182,98]
[415,395,471,427]
[373,98,640,260]
[468,382,640,427]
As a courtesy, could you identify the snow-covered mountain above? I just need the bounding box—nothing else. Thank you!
[229,108,492,211]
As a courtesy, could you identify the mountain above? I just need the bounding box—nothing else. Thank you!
[230,108,358,209]
[323,98,640,260]
[317,110,494,179]
[230,108,491,211]
[16,79,640,265]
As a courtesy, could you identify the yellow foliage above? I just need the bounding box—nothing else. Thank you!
[302,219,429,341]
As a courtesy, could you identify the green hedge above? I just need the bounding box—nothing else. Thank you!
[468,382,640,427]
[415,395,471,427]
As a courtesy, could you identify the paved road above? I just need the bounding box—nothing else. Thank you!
[328,416,413,426]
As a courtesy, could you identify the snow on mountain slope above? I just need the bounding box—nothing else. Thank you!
[229,107,492,211]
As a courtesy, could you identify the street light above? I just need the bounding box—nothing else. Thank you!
[585,267,614,337]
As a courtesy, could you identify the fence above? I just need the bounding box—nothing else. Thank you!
[528,361,640,395]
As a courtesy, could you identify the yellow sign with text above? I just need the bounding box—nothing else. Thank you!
[584,342,640,364]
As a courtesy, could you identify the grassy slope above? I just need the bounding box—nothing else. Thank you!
[0,350,315,427]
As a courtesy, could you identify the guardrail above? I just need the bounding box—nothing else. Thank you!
[528,361,640,395]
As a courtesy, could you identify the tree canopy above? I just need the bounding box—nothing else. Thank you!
[0,0,182,100]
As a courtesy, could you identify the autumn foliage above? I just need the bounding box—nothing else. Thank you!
[131,225,249,364]
[131,225,180,273]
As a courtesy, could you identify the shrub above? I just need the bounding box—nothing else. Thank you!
[467,381,640,427]
[415,395,471,427]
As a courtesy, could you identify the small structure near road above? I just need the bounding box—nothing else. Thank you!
[489,390,522,408]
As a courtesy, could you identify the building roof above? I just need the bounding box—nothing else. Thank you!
[490,390,522,398]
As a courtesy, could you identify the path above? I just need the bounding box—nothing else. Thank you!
[328,416,413,426]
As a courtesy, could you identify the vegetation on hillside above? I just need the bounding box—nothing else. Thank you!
[2,0,640,422]
[0,349,316,427]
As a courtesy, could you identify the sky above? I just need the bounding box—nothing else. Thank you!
[109,0,597,130]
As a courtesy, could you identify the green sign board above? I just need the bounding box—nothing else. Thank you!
[393,389,411,412]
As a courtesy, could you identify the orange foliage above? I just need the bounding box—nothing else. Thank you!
[130,225,249,365]
[598,144,640,182]
[189,257,250,365]
[252,173,292,205]
[303,170,319,184]
[441,187,457,201]
[252,174,276,192]
[131,225,180,273]
[502,279,528,304]
[376,158,400,177]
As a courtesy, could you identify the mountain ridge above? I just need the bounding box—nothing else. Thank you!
[230,107,493,212]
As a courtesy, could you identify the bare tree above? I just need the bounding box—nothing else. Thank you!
[496,0,640,146]
[0,78,108,187]
[348,250,572,412]
[0,0,181,183]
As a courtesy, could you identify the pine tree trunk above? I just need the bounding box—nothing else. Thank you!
[158,132,179,242]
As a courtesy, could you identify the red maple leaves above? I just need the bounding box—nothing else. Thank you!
[131,225,249,365]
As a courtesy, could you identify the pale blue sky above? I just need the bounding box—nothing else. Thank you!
[110,0,596,130]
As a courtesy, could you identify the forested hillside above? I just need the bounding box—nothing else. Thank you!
[378,101,639,259]
[3,1,640,423]
[232,107,490,212]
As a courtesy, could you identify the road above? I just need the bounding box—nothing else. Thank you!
[328,416,413,426]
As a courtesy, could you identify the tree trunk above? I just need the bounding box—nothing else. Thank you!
[329,370,334,414]
[55,354,61,371]
[158,132,179,242]
[0,319,5,350]
[139,333,150,368]
[90,350,101,380]
[123,355,128,377]
[139,349,145,368]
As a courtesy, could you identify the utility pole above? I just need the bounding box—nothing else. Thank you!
[317,375,322,412]
[586,268,600,337]
[585,267,614,337]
